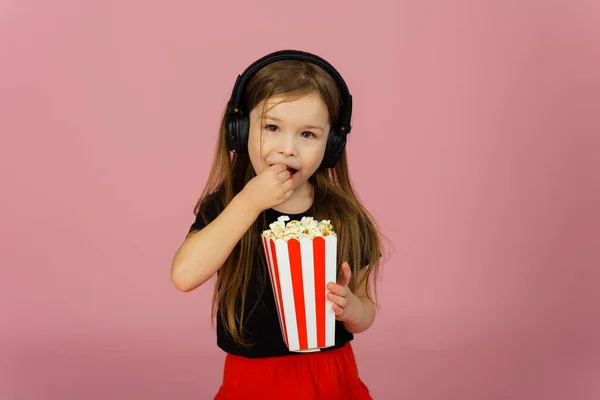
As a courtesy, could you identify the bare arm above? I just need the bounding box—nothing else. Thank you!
[170,191,260,292]
[171,163,294,292]
[342,268,376,334]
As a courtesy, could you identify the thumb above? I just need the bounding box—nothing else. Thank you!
[337,262,352,287]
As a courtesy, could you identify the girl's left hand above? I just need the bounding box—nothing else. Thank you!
[327,262,363,324]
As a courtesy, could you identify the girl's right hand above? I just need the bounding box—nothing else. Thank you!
[241,164,295,213]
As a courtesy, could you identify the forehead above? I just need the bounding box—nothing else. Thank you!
[257,93,330,124]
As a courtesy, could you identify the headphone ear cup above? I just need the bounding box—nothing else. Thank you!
[226,113,250,153]
[320,129,347,169]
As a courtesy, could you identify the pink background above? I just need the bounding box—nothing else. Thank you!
[1,1,599,399]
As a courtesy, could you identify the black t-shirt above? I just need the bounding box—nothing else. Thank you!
[187,194,369,358]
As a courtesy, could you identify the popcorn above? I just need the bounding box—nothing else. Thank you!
[262,216,337,241]
[261,215,338,352]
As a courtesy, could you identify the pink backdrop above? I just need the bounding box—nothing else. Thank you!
[2,1,599,399]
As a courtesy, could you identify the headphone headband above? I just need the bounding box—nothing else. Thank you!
[228,49,352,134]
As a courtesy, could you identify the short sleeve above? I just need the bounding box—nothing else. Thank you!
[187,193,222,235]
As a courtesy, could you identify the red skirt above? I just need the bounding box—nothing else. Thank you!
[214,343,372,400]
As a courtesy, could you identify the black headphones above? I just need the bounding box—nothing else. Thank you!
[225,49,353,169]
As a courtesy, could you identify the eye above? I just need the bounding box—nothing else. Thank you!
[301,131,316,139]
[265,124,279,132]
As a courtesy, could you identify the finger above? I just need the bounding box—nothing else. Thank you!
[269,163,288,173]
[283,188,294,200]
[337,262,352,287]
[327,282,349,297]
[282,179,295,191]
[327,292,347,308]
[278,169,292,181]
[332,304,345,317]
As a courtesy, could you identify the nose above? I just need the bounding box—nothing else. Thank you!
[275,132,298,156]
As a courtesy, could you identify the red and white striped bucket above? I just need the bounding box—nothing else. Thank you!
[261,234,337,352]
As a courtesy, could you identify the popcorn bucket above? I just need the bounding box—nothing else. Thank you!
[261,234,337,352]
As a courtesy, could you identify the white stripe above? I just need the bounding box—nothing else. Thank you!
[264,236,287,346]
[300,238,317,349]
[274,239,299,351]
[325,236,337,347]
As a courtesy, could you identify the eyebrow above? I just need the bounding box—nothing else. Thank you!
[264,115,325,132]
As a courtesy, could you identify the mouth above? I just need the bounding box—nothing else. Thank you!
[286,167,298,177]
[267,163,299,178]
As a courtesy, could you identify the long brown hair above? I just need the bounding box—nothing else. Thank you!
[193,59,385,347]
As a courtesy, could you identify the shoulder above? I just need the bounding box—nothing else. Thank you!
[188,192,224,234]
[201,191,224,215]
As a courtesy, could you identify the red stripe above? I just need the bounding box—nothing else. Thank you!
[263,237,285,343]
[313,237,326,348]
[269,239,289,346]
[262,236,271,278]
[288,239,308,350]
[262,237,276,298]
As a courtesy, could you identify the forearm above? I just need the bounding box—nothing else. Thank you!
[343,296,376,334]
[171,191,260,292]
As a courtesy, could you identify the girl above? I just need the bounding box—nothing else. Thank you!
[171,49,384,399]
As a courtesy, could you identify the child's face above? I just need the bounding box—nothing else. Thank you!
[247,92,330,188]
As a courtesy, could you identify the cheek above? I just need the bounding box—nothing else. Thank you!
[303,144,328,171]
[313,141,328,161]
[247,128,265,171]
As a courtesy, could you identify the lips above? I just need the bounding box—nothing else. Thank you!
[267,162,299,177]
